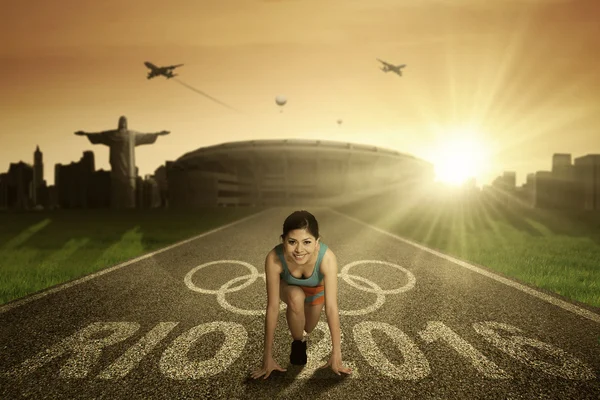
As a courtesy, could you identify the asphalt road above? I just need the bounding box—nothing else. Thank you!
[1,207,599,399]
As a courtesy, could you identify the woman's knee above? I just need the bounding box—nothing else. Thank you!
[285,287,306,313]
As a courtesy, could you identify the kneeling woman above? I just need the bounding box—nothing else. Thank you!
[251,210,352,379]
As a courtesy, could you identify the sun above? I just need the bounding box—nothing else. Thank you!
[431,129,491,186]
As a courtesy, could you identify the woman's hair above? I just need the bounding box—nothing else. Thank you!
[280,210,320,241]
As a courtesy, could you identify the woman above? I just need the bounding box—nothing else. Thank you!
[251,210,352,379]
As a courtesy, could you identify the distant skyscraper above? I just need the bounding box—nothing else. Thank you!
[33,145,43,205]
[0,172,7,208]
[7,162,33,209]
[533,170,553,208]
[82,151,95,174]
[552,153,571,168]
[502,171,516,189]
[574,154,600,210]
[552,153,573,181]
[523,173,536,207]
[55,152,96,209]
[526,173,535,186]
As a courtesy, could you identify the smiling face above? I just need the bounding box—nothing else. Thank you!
[283,229,319,265]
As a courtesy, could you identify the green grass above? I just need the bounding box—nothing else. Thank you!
[334,191,600,309]
[0,207,266,305]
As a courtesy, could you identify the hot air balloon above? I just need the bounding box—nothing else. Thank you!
[275,95,287,112]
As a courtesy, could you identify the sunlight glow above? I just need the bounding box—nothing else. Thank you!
[431,127,491,186]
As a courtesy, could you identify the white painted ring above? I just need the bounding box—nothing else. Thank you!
[184,260,259,295]
[341,260,416,294]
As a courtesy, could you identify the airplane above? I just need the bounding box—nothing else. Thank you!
[144,61,184,79]
[376,58,406,76]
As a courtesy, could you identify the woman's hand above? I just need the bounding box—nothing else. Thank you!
[319,352,352,376]
[250,357,287,380]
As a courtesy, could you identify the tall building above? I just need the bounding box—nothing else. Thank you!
[552,153,574,181]
[503,171,516,189]
[5,162,33,209]
[88,169,111,208]
[0,173,7,209]
[33,145,44,205]
[81,150,95,174]
[492,171,516,192]
[55,151,96,209]
[154,165,168,207]
[552,153,571,169]
[522,173,536,207]
[533,170,553,208]
[550,153,580,208]
[574,154,600,210]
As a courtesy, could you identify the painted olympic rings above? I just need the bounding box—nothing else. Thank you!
[184,259,416,316]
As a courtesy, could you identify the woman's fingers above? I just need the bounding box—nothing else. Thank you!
[251,365,287,380]
[331,363,352,376]
[339,366,352,375]
[251,369,265,379]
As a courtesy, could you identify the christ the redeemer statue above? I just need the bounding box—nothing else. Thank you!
[75,116,170,209]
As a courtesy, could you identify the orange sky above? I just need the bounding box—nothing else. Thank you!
[1,0,598,186]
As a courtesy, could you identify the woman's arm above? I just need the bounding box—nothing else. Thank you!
[321,250,352,375]
[322,251,342,354]
[251,251,287,379]
[262,251,282,359]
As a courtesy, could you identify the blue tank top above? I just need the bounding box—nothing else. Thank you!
[276,243,328,287]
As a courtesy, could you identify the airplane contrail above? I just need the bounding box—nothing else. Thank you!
[173,78,241,113]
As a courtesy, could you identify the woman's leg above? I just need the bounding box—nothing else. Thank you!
[303,301,325,334]
[279,280,306,341]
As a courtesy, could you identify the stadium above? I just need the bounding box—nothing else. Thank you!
[163,139,435,207]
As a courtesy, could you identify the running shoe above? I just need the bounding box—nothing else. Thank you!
[289,339,307,365]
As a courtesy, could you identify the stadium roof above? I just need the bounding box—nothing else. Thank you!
[176,138,428,164]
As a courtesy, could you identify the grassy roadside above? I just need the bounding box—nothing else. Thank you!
[0,207,266,306]
[2,198,599,310]
[333,191,600,309]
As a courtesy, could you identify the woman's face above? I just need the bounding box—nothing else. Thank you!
[283,228,319,265]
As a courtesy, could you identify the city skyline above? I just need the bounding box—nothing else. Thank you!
[2,139,599,191]
[1,0,599,187]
